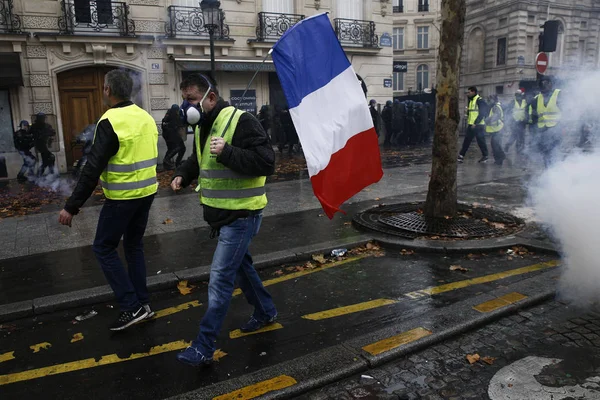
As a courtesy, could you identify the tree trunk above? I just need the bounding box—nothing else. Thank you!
[424,0,466,218]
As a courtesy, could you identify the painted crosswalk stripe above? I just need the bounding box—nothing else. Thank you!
[302,299,398,320]
[229,323,284,339]
[212,375,297,400]
[362,327,432,356]
[473,292,528,313]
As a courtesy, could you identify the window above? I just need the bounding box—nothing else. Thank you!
[393,71,404,91]
[551,22,565,66]
[75,0,113,24]
[580,40,586,63]
[499,17,507,27]
[417,26,429,49]
[496,37,507,66]
[581,21,588,29]
[467,28,485,72]
[263,0,294,13]
[418,0,429,12]
[393,0,404,13]
[528,15,535,24]
[495,86,504,95]
[336,0,363,20]
[416,65,429,91]
[527,35,534,63]
[393,27,404,50]
[0,89,14,153]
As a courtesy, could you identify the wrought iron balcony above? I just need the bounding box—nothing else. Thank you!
[334,18,378,48]
[393,6,404,13]
[165,5,230,39]
[59,0,135,36]
[418,1,430,12]
[255,12,304,42]
[0,0,22,33]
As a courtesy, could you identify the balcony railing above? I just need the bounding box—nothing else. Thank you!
[418,2,430,12]
[393,6,404,13]
[334,18,378,48]
[0,0,22,33]
[59,0,135,36]
[165,5,230,39]
[255,12,304,42]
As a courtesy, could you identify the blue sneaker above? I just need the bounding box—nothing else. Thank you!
[176,346,212,367]
[240,313,277,333]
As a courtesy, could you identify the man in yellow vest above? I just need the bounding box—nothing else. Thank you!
[530,76,562,167]
[504,89,529,155]
[171,74,277,367]
[485,94,506,165]
[458,86,489,163]
[59,70,159,331]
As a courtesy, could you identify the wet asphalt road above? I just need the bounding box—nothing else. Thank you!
[0,250,556,400]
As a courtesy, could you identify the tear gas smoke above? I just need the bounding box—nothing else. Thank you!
[33,173,74,197]
[528,71,600,305]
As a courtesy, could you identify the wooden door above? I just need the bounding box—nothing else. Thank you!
[58,67,112,168]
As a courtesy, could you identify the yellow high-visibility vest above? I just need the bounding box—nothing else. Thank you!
[467,95,485,125]
[486,103,504,133]
[537,89,561,129]
[512,99,527,122]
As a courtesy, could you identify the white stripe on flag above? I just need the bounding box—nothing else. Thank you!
[290,66,373,177]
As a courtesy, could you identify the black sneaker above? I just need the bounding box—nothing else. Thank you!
[457,155,464,163]
[143,304,155,319]
[109,307,148,331]
[478,156,489,163]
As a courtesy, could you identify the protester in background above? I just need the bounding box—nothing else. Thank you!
[161,104,186,170]
[258,105,270,138]
[391,100,405,146]
[30,112,57,177]
[504,89,529,155]
[13,120,36,182]
[530,76,562,167]
[381,100,393,147]
[485,94,506,166]
[369,99,380,137]
[458,86,489,164]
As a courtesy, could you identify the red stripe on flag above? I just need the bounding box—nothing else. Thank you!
[310,127,383,219]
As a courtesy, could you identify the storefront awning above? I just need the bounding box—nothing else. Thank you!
[175,58,276,73]
[0,53,23,87]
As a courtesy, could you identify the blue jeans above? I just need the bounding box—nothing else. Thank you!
[93,195,154,312]
[193,212,277,356]
[18,150,36,177]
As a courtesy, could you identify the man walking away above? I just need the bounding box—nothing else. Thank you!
[13,120,36,182]
[458,86,489,163]
[59,70,159,331]
[530,76,562,167]
[161,104,186,170]
[30,113,57,176]
[485,94,506,165]
[504,89,528,155]
[171,73,277,367]
[381,100,393,147]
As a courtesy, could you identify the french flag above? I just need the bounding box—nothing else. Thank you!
[271,13,383,219]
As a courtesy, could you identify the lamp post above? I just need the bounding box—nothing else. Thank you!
[200,0,222,79]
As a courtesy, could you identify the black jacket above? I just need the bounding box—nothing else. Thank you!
[174,100,275,229]
[30,122,56,152]
[63,101,132,215]
[13,128,35,151]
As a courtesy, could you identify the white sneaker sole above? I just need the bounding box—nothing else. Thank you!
[109,311,149,331]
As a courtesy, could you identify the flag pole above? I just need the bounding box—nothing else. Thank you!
[220,49,274,137]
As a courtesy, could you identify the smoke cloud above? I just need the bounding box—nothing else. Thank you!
[528,71,600,305]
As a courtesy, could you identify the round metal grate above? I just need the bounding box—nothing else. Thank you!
[353,202,524,239]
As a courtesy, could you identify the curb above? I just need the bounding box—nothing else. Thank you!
[172,267,559,399]
[0,236,372,323]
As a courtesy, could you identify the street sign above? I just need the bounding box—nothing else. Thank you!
[380,33,392,47]
[517,55,525,66]
[383,78,392,88]
[393,61,408,72]
[535,52,549,74]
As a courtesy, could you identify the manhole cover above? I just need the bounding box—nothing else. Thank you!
[353,202,524,239]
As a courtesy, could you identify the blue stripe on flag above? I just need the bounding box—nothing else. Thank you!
[271,13,351,109]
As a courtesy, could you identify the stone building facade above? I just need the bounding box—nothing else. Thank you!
[461,0,600,102]
[391,0,441,97]
[0,0,393,178]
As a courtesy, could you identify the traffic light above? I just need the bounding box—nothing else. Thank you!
[541,20,560,52]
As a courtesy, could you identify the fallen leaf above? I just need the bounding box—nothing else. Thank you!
[374,197,381,201]
[450,265,469,272]
[70,333,84,343]
[482,356,496,365]
[490,222,506,229]
[163,218,173,225]
[400,249,415,256]
[482,218,489,223]
[444,215,451,220]
[366,242,375,249]
[344,222,352,226]
[177,280,196,295]
[507,256,513,261]
[311,254,327,264]
[273,269,284,276]
[466,353,480,364]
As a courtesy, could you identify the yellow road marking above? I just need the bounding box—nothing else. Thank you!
[145,300,202,321]
[213,375,297,400]
[29,343,51,353]
[473,292,528,313]
[302,299,398,321]
[232,255,371,297]
[70,333,84,343]
[0,341,228,386]
[362,327,432,356]
[229,323,284,339]
[404,260,559,299]
[0,352,15,363]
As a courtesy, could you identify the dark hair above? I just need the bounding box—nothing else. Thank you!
[105,70,133,101]
[467,86,478,93]
[180,74,219,96]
